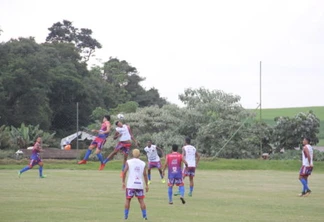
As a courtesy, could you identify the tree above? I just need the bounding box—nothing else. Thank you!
[46,20,102,62]
[272,111,320,151]
[0,37,53,129]
[179,88,253,157]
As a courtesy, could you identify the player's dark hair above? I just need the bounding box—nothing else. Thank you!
[104,115,111,121]
[172,144,178,152]
[115,121,119,126]
[304,137,311,143]
[185,137,191,144]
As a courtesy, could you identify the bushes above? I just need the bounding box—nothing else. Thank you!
[270,149,324,161]
[0,150,16,159]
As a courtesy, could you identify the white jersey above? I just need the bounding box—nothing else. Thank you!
[183,145,197,167]
[116,124,131,141]
[144,145,160,162]
[126,158,146,189]
[302,144,313,167]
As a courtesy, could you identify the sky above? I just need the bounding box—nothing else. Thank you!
[0,0,323,109]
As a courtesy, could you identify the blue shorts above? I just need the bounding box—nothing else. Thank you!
[115,142,131,155]
[168,178,184,187]
[299,166,313,176]
[148,161,161,169]
[184,167,196,177]
[126,188,145,199]
[29,155,41,167]
[91,137,106,150]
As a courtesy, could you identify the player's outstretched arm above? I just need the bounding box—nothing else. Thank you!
[196,152,201,167]
[127,125,139,147]
[156,146,165,158]
[113,131,120,140]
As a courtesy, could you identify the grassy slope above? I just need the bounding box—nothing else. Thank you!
[253,106,324,146]
[1,169,323,222]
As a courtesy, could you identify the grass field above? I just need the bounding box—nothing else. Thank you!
[253,106,324,146]
[1,167,324,222]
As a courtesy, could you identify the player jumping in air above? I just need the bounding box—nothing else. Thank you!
[101,120,138,176]
[122,149,149,220]
[175,137,200,197]
[143,140,165,184]
[162,144,188,205]
[18,137,46,178]
[298,137,314,197]
[78,115,111,170]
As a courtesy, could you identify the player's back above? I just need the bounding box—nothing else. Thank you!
[126,158,146,189]
[183,145,196,167]
[166,152,182,179]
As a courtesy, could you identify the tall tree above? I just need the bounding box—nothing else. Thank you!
[0,37,53,129]
[272,111,320,151]
[46,20,102,62]
[101,57,167,107]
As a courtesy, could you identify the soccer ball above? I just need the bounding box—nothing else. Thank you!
[117,113,124,120]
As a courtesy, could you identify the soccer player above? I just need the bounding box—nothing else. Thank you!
[177,137,200,197]
[18,137,46,178]
[78,115,111,170]
[298,137,314,197]
[162,144,188,205]
[101,120,138,176]
[143,140,165,184]
[122,149,149,220]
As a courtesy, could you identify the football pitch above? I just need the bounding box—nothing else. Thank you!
[1,170,324,222]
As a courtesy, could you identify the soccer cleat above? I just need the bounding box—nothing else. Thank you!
[148,181,151,185]
[161,179,166,184]
[99,164,105,171]
[18,171,21,178]
[78,160,87,164]
[174,191,180,196]
[180,197,186,204]
[188,192,192,197]
[143,218,148,220]
[40,175,47,178]
[304,189,312,197]
[169,202,173,205]
[298,192,306,197]
[124,216,128,220]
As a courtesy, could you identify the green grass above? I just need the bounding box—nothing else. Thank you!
[1,169,324,222]
[2,159,324,171]
[253,106,324,146]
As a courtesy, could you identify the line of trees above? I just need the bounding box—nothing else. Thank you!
[0,21,320,158]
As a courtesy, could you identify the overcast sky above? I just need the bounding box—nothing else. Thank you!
[1,0,323,108]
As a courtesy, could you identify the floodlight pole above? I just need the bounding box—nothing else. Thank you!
[259,61,262,155]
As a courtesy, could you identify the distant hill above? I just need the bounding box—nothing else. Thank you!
[255,106,324,120]
[251,106,324,146]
